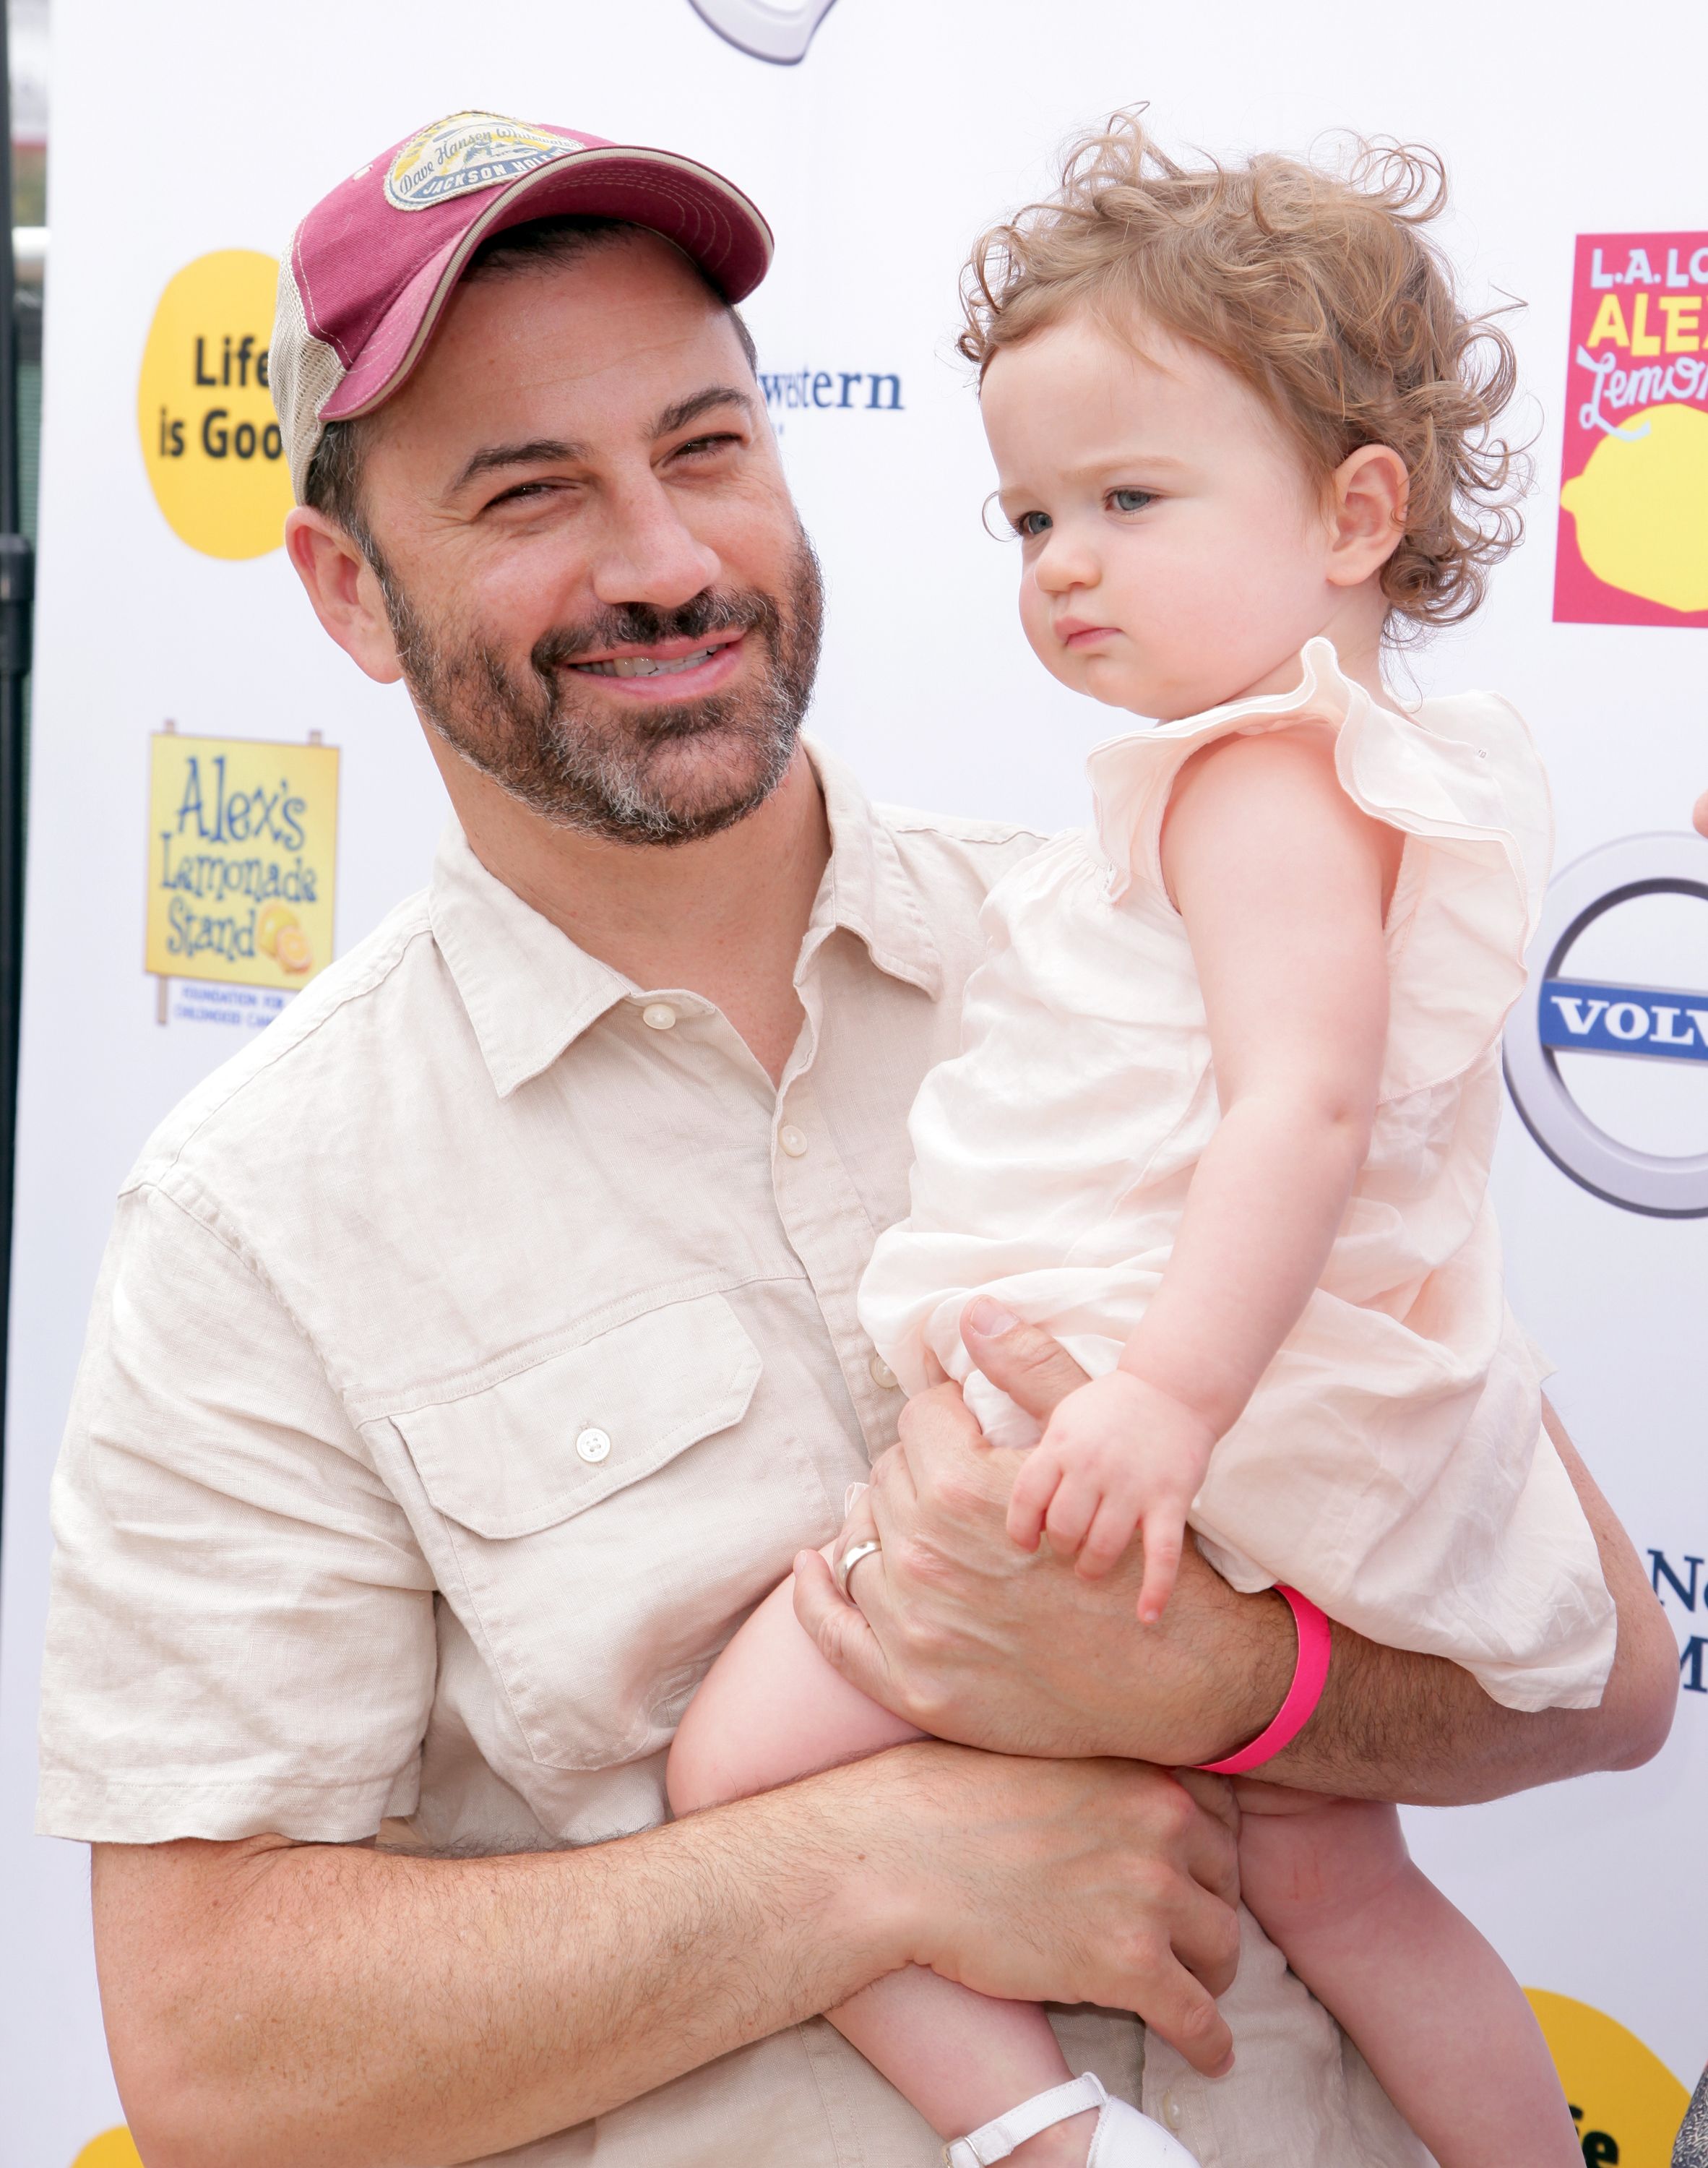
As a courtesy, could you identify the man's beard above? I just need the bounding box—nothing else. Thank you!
[379,528,825,846]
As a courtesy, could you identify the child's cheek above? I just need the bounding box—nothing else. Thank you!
[1018,572,1077,687]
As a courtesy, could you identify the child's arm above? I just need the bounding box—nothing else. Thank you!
[1007,724,1403,1617]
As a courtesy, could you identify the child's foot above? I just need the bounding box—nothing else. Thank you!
[946,2073,1198,2166]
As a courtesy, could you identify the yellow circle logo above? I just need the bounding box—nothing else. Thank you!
[69,2130,143,2168]
[1527,1990,1690,2165]
[137,249,292,559]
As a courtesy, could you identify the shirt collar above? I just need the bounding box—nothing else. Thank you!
[428,736,943,1099]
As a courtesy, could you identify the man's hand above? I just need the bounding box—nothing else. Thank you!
[879,1745,1241,2073]
[1007,1369,1217,1622]
[795,1308,1678,1802]
[799,1338,1288,1766]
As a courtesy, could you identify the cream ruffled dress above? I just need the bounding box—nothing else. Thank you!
[858,639,1616,1712]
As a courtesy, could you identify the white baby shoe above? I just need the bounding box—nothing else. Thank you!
[944,2071,1199,2167]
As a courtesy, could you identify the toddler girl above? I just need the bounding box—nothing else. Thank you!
[670,119,1612,2167]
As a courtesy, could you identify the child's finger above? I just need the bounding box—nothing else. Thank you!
[1135,1513,1186,1625]
[1077,1493,1142,1580]
[1043,1473,1100,1560]
[1006,1449,1061,1551]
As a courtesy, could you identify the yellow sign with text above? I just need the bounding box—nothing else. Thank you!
[137,249,292,559]
[146,731,339,992]
[1527,1990,1690,2165]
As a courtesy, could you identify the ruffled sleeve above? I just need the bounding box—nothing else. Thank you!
[1084,636,1554,1097]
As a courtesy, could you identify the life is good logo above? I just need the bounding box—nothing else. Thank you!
[1555,231,1708,627]
[689,0,838,62]
[1526,1992,1690,2167]
[137,251,290,560]
[1504,833,1708,1215]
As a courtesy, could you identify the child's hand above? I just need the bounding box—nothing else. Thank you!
[1005,1371,1217,1622]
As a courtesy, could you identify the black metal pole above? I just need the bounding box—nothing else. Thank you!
[0,1,35,1551]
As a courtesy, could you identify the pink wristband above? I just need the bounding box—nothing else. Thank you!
[1195,1585,1332,1776]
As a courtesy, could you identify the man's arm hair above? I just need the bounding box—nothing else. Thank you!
[95,1789,884,2168]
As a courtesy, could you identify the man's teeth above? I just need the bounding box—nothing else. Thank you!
[576,645,720,679]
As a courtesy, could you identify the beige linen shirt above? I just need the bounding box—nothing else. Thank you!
[39,746,1428,2167]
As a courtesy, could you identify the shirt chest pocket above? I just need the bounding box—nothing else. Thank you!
[390,1292,827,1773]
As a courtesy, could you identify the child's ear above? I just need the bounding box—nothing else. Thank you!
[1326,445,1408,587]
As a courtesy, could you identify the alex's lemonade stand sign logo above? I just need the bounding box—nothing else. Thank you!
[137,249,292,559]
[1556,230,1708,627]
[146,726,339,1020]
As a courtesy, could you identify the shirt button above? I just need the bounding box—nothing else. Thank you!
[869,1355,899,1390]
[778,1124,808,1158]
[575,1427,612,1464]
[642,1002,676,1031]
[1160,2091,1182,2130]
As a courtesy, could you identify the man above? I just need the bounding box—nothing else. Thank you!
[38,112,1675,2167]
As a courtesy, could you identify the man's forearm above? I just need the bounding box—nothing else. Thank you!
[817,1335,1678,1804]
[96,1763,913,2168]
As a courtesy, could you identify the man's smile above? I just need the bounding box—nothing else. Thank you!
[566,631,747,694]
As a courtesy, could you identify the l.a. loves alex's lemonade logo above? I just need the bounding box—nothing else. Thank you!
[384,111,577,211]
[1556,231,1708,627]
[137,249,291,560]
[1528,1990,1691,2164]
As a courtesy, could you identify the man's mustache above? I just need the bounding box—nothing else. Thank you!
[531,589,779,676]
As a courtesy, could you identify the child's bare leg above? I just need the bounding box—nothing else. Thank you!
[1236,1788,1578,2167]
[668,1564,1097,2164]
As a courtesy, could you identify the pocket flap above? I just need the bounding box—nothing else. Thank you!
[394,1294,762,1538]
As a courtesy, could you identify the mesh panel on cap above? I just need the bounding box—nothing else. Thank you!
[271,249,348,502]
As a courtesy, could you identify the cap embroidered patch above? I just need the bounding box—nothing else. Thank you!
[384,112,579,212]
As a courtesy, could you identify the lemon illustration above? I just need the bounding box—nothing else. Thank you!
[1560,403,1708,614]
[256,900,298,957]
[275,923,314,976]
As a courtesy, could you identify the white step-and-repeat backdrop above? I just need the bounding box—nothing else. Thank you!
[2,2,1704,2161]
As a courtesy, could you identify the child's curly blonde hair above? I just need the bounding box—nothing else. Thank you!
[959,113,1527,632]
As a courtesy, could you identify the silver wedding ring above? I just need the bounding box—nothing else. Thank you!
[834,1537,881,1596]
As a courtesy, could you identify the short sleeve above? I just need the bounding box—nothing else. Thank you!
[37,1180,437,1844]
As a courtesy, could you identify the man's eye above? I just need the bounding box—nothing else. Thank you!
[1016,509,1052,539]
[1108,488,1156,513]
[489,481,558,509]
[676,432,742,459]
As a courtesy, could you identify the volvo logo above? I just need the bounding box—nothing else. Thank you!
[1504,833,1708,1216]
[689,0,840,62]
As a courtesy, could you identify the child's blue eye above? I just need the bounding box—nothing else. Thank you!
[1017,509,1052,538]
[1108,489,1156,513]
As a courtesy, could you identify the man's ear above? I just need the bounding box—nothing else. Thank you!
[1325,444,1409,589]
[284,507,405,685]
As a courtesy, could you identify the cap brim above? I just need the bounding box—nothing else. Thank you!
[320,143,773,423]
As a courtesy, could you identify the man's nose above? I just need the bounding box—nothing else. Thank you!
[589,478,723,611]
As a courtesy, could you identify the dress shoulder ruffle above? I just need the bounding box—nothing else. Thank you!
[1084,637,1553,1098]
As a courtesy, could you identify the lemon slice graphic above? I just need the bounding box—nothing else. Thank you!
[1561,402,1708,614]
[275,923,314,976]
[256,901,298,958]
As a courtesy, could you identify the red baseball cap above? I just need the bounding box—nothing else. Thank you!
[271,109,773,496]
